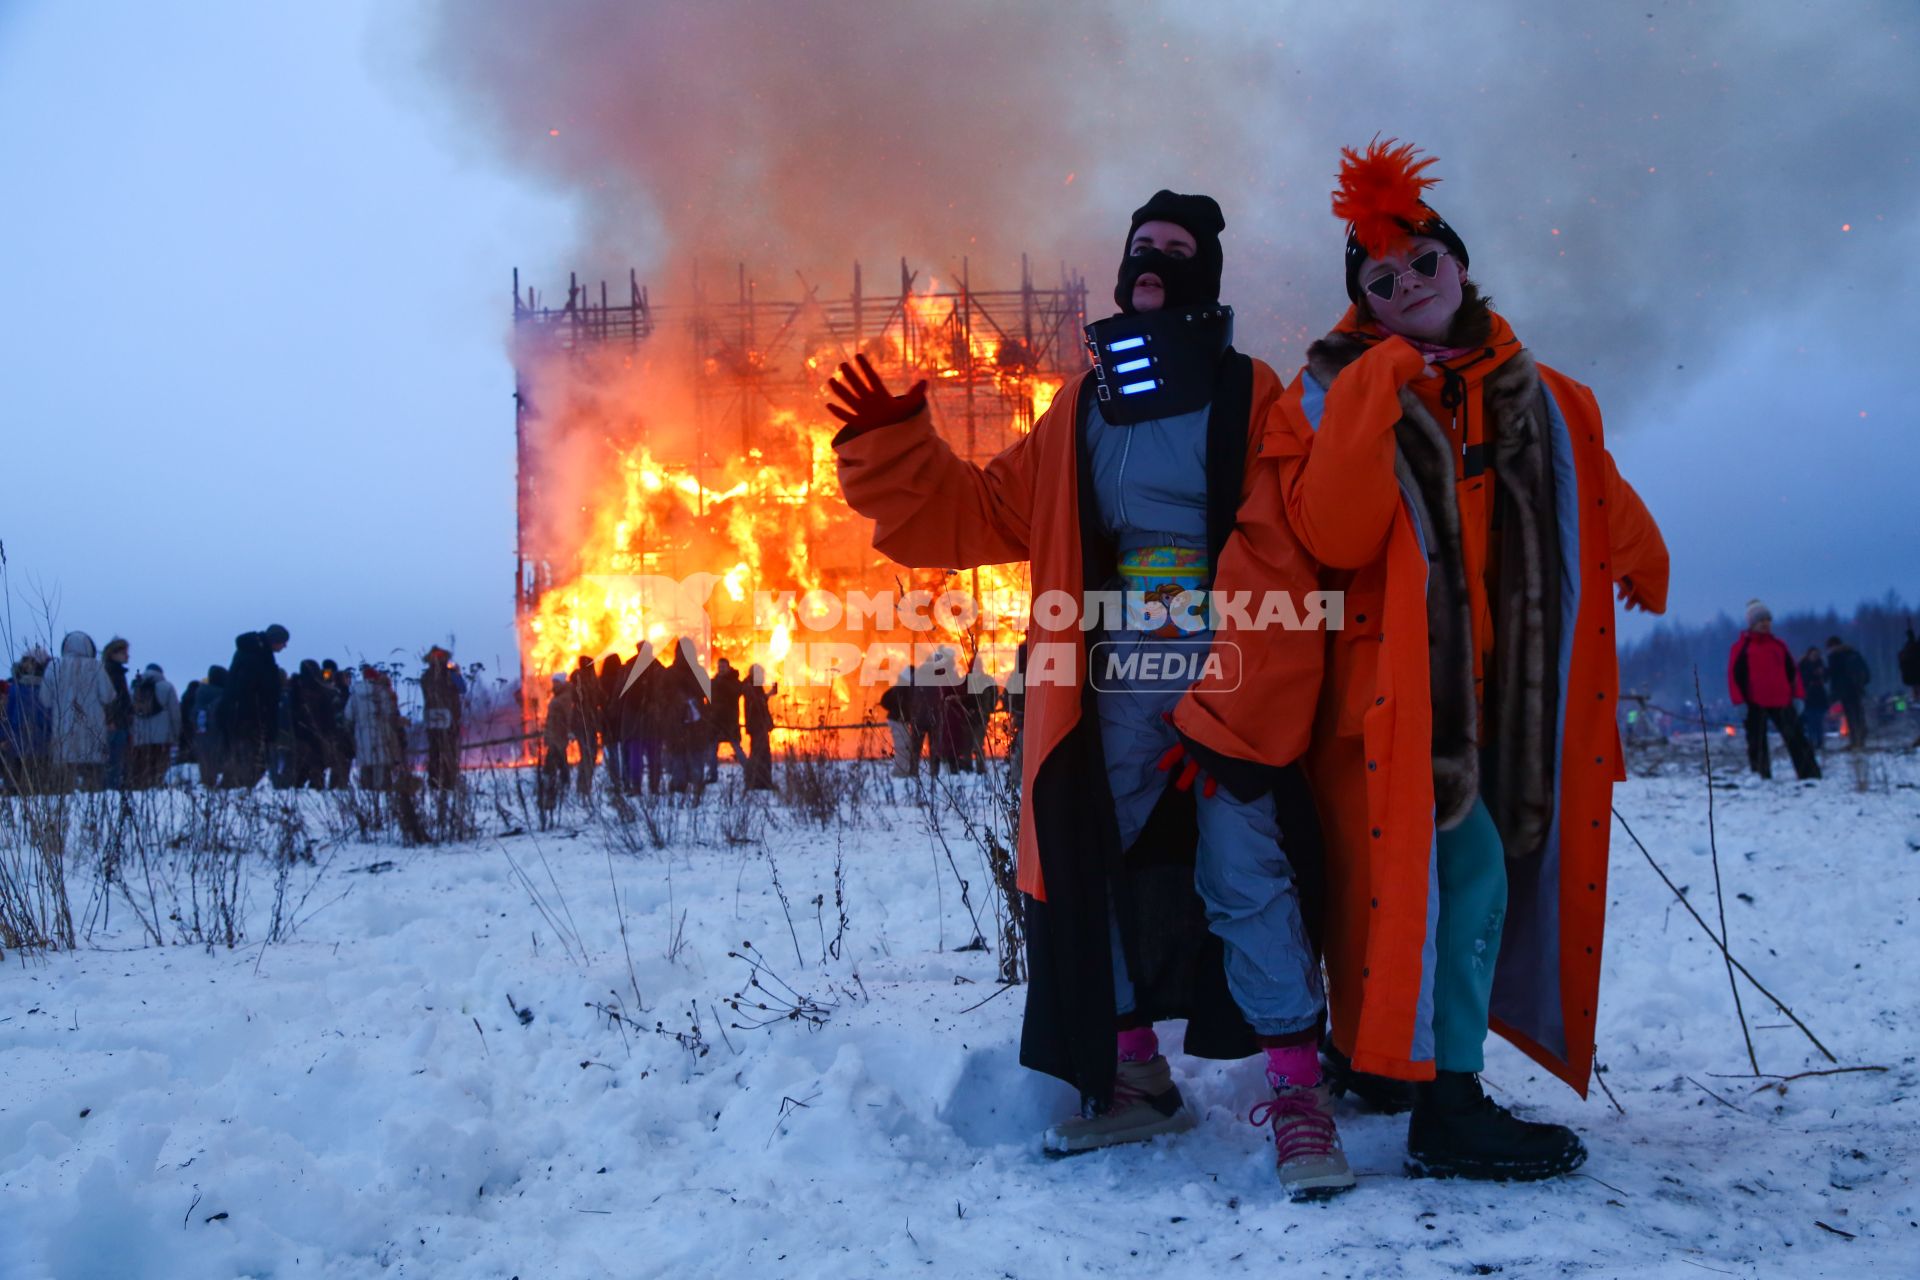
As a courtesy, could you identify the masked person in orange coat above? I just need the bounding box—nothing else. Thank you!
[1269,142,1670,1180]
[828,193,1351,1200]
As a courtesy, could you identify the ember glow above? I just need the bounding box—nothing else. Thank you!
[512,266,1087,744]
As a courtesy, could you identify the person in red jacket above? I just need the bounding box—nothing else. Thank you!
[1268,141,1670,1181]
[1728,600,1820,780]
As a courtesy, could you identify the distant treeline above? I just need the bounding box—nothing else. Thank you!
[1619,592,1916,716]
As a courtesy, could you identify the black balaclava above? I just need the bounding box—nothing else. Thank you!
[1114,190,1225,314]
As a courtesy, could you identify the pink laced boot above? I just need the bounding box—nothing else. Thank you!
[1251,1044,1356,1200]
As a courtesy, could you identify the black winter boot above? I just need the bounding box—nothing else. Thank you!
[1406,1071,1587,1180]
[1322,1044,1416,1114]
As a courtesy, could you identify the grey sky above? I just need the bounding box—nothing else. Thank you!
[0,2,573,681]
[4,2,1915,680]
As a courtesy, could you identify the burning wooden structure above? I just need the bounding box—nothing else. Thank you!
[511,259,1090,741]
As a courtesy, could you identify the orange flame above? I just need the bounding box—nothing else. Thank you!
[517,291,1058,749]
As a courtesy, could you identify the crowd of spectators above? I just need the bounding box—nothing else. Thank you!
[0,625,469,795]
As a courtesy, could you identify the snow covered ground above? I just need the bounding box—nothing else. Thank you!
[3,752,1916,1279]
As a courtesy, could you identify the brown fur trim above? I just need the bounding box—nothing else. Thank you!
[1390,389,1481,831]
[1480,350,1561,860]
[1305,332,1379,382]
[1307,334,1479,830]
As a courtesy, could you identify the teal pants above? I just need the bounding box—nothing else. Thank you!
[1433,797,1508,1073]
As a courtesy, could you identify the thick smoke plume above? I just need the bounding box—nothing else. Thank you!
[417,0,1919,412]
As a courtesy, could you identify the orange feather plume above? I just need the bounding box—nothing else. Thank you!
[1332,138,1440,259]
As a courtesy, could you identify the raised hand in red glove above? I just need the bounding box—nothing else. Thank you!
[826,353,929,440]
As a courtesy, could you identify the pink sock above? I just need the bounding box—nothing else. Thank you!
[1265,1044,1320,1090]
[1116,1026,1159,1063]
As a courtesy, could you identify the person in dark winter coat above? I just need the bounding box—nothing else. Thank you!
[929,680,974,776]
[191,666,230,787]
[289,660,339,789]
[222,624,289,788]
[268,671,298,789]
[1900,626,1920,748]
[905,653,949,773]
[538,673,577,810]
[1728,601,1819,779]
[102,637,133,788]
[965,654,1001,772]
[420,646,466,789]
[1006,641,1028,776]
[1798,647,1830,751]
[657,637,709,793]
[742,664,777,790]
[597,652,627,789]
[128,663,182,788]
[3,646,54,792]
[616,642,666,794]
[879,667,921,778]
[320,660,354,788]
[179,679,200,766]
[568,656,604,795]
[703,657,745,781]
[1824,635,1871,751]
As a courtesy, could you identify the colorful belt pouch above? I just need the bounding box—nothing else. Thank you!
[1116,546,1210,634]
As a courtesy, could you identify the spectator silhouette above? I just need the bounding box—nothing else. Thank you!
[3,646,53,791]
[222,624,290,788]
[1727,601,1819,780]
[1824,634,1871,751]
[1797,646,1829,751]
[45,631,115,792]
[421,646,466,789]
[102,637,132,787]
[128,663,181,788]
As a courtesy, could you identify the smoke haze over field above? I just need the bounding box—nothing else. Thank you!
[418,0,1920,411]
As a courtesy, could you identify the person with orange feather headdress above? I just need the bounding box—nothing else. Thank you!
[1267,140,1670,1180]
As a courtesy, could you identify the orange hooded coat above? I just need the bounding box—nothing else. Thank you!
[1269,307,1669,1094]
[833,362,1328,901]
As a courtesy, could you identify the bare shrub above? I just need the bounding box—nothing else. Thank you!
[721,940,864,1033]
[714,783,767,847]
[590,993,711,1073]
[424,774,483,844]
[0,791,77,954]
[500,832,590,966]
[26,785,349,955]
[780,729,848,827]
[915,713,1025,983]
